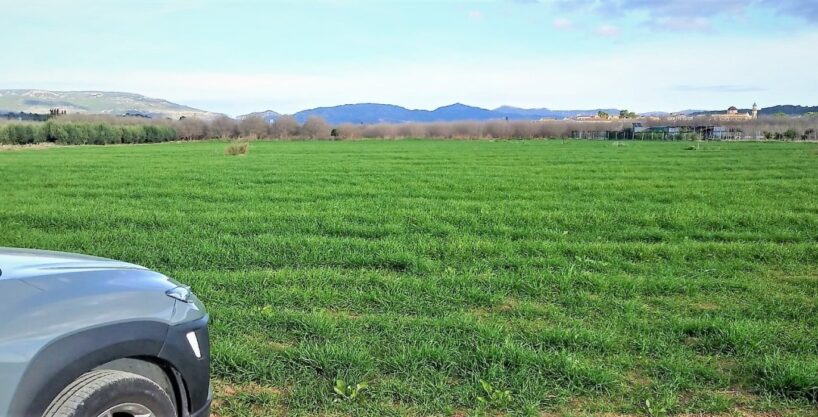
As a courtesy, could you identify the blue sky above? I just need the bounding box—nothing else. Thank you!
[2,0,817,115]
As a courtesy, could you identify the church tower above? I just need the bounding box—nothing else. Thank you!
[752,103,758,119]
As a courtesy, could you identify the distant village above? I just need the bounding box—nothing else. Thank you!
[568,104,759,122]
[566,104,803,140]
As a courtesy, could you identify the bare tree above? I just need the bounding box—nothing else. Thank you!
[362,124,398,139]
[301,116,331,139]
[511,121,537,138]
[336,123,363,139]
[396,123,425,138]
[210,115,239,139]
[270,115,299,139]
[238,116,269,139]
[451,121,483,139]
[177,117,209,140]
[485,120,514,138]
[426,123,450,138]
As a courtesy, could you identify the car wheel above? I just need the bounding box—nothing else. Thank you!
[43,369,176,417]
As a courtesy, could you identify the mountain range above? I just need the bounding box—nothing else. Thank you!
[0,90,220,120]
[243,103,818,124]
[239,103,622,124]
[2,89,815,124]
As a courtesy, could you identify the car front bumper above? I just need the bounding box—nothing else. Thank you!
[159,315,211,417]
[190,384,212,417]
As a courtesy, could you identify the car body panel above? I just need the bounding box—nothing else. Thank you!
[0,248,210,417]
[0,248,146,280]
[0,279,45,415]
[159,315,211,413]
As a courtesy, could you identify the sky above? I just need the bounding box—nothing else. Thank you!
[1,0,817,116]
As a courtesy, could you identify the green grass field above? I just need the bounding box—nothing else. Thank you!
[2,140,817,416]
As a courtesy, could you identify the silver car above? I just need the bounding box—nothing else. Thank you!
[0,248,211,417]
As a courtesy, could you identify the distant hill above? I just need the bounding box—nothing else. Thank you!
[497,106,620,119]
[639,109,706,117]
[493,106,552,116]
[758,105,818,116]
[241,103,624,124]
[426,103,498,122]
[282,103,818,124]
[0,90,221,120]
[293,103,419,124]
[238,109,280,122]
[691,105,818,117]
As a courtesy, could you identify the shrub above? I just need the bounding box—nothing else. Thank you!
[484,121,510,138]
[4,123,45,144]
[0,125,9,144]
[91,123,119,144]
[225,141,249,156]
[130,125,147,144]
[143,125,161,143]
[335,124,363,139]
[361,124,397,139]
[239,116,269,139]
[302,116,331,139]
[120,126,136,144]
[44,121,67,143]
[271,115,299,139]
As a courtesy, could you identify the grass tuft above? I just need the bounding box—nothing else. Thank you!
[225,141,250,156]
[749,355,818,403]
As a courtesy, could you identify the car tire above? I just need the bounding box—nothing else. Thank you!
[43,369,176,417]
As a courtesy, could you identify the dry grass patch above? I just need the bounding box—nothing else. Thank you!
[692,302,721,311]
[212,379,287,417]
[497,297,519,313]
[323,309,361,320]
[225,141,249,155]
[267,341,295,351]
[0,142,56,151]
[624,371,652,388]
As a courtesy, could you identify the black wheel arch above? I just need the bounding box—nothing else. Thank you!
[94,357,192,417]
[7,320,182,417]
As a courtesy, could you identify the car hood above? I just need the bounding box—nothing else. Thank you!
[0,247,147,280]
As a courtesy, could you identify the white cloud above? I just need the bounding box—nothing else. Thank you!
[650,17,712,32]
[548,0,818,31]
[552,18,573,30]
[467,10,485,20]
[519,0,818,31]
[595,24,621,37]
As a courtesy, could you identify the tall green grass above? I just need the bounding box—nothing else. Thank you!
[1,140,817,416]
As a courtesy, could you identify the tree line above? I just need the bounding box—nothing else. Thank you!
[0,121,177,145]
[2,114,817,145]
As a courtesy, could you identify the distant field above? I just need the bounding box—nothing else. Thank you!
[1,140,817,416]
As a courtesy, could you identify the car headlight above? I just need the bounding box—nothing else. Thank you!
[166,286,193,303]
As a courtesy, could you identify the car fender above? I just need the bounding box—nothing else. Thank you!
[7,320,170,417]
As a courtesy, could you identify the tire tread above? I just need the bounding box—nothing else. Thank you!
[43,369,172,417]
